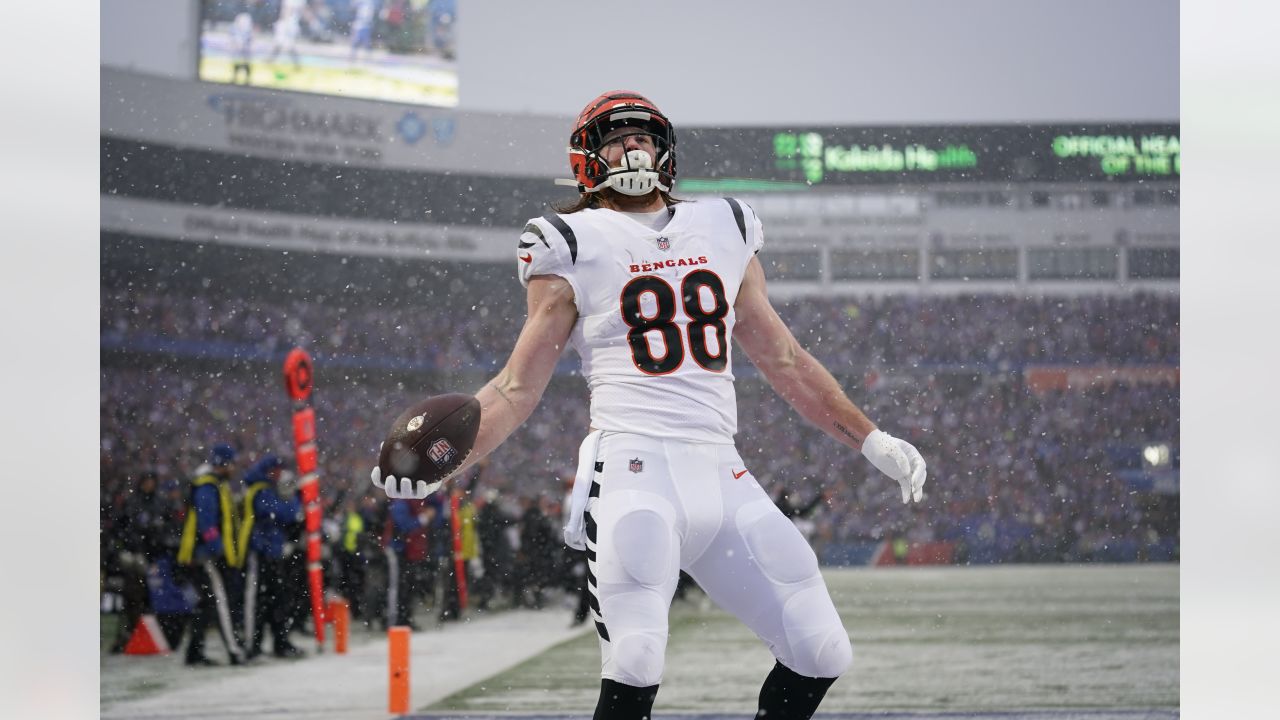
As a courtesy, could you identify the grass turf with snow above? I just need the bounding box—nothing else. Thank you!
[430,565,1178,716]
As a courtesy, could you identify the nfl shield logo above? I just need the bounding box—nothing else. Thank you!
[428,438,457,467]
[628,457,644,473]
[656,237,670,251]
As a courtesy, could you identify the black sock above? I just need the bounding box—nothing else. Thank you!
[593,678,659,720]
[754,660,838,720]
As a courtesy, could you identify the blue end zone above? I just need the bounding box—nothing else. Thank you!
[402,711,1178,720]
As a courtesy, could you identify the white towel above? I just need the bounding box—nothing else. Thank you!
[563,430,604,550]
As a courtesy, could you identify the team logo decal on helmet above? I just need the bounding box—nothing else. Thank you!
[555,90,677,196]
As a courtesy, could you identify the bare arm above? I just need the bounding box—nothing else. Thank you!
[368,271,573,497]
[733,257,876,450]
[735,257,926,503]
[373,274,578,499]
[459,274,578,472]
[427,275,576,476]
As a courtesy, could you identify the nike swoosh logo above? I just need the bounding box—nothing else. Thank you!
[519,253,532,263]
[732,468,748,479]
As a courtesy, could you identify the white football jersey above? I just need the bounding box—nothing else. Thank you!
[517,198,764,443]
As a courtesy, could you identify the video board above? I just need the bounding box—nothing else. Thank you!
[679,124,1179,188]
[198,0,457,107]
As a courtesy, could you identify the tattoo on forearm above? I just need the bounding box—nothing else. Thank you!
[834,421,862,444]
[493,382,516,409]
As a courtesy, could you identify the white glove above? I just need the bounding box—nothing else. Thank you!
[861,429,927,504]
[370,464,441,499]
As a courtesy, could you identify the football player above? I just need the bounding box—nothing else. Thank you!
[373,91,927,720]
[230,12,254,85]
[267,0,307,71]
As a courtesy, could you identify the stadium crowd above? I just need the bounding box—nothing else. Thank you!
[100,287,1178,660]
[101,288,1179,371]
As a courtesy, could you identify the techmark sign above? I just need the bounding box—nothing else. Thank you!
[205,91,460,165]
[208,92,387,163]
[101,67,564,176]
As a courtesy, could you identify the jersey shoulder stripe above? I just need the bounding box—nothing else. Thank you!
[542,212,579,265]
[517,216,577,288]
[521,222,550,249]
[724,197,747,244]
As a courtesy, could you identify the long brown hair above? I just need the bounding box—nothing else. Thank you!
[552,187,683,215]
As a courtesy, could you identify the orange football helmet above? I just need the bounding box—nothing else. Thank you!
[561,90,677,195]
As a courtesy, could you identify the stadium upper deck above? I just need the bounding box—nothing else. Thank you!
[101,68,1177,296]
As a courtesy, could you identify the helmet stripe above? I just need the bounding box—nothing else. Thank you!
[607,110,653,123]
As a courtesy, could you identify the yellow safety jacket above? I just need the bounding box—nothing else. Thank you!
[458,502,478,561]
[235,483,267,567]
[178,473,240,567]
[342,511,364,554]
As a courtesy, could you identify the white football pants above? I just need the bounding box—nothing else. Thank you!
[581,432,853,687]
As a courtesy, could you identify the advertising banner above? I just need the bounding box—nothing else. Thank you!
[102,68,564,177]
[104,69,1178,186]
[681,125,1179,188]
[101,195,514,262]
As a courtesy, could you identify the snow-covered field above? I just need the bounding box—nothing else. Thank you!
[101,564,1178,719]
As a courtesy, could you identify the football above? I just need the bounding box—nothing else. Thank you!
[377,393,481,486]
